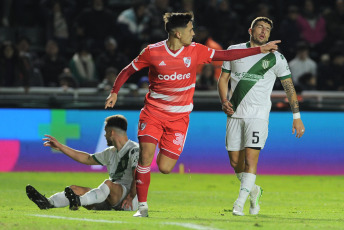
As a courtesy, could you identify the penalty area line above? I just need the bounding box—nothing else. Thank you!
[29,214,222,230]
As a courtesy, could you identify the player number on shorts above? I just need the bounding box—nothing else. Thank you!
[252,132,259,144]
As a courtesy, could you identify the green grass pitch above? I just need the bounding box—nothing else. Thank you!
[0,172,343,230]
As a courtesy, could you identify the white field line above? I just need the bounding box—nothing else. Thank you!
[29,214,221,230]
[29,214,125,224]
[164,222,220,230]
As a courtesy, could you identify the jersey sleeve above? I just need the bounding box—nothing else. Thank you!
[221,45,233,73]
[195,43,215,64]
[131,46,151,71]
[129,147,139,169]
[92,148,112,166]
[275,53,292,80]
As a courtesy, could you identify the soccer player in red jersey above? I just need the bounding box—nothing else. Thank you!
[105,12,280,217]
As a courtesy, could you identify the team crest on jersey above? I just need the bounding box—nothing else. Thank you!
[139,122,146,130]
[183,57,191,67]
[262,59,270,69]
[173,133,185,146]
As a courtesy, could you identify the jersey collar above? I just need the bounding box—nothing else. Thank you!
[246,41,251,48]
[164,40,185,57]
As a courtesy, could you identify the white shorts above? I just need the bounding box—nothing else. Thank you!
[91,184,138,211]
[226,117,268,151]
[113,183,138,211]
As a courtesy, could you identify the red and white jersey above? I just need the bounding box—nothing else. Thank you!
[132,40,215,120]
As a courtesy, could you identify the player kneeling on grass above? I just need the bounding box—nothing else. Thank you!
[26,115,139,211]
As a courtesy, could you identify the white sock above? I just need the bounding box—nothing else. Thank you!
[138,202,148,208]
[236,172,258,196]
[236,172,256,207]
[48,192,69,208]
[236,172,243,181]
[79,183,110,206]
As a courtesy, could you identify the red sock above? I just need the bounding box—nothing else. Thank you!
[135,164,151,202]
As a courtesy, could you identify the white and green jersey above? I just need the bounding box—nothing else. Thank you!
[222,42,291,120]
[92,140,139,190]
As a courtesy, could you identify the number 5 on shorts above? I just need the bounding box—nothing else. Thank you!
[252,132,259,144]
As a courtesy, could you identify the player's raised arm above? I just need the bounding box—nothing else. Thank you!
[42,134,98,165]
[105,64,136,109]
[280,78,305,138]
[212,40,281,61]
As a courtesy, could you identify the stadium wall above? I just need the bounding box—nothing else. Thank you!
[0,108,343,175]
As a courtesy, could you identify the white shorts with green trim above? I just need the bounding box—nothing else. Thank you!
[226,117,268,151]
[112,183,138,211]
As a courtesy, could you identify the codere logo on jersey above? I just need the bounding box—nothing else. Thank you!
[158,72,191,80]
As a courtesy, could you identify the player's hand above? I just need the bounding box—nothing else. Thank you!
[222,100,234,115]
[260,40,281,53]
[292,119,305,138]
[105,93,118,109]
[121,194,134,210]
[42,134,62,151]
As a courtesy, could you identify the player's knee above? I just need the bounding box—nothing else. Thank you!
[230,160,239,169]
[103,179,113,187]
[69,185,77,190]
[69,185,79,193]
[158,165,172,174]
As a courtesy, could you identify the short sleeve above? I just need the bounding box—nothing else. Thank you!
[195,43,215,64]
[132,46,151,71]
[92,147,113,166]
[275,53,292,80]
[129,147,139,169]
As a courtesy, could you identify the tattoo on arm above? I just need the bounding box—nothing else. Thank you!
[281,79,300,113]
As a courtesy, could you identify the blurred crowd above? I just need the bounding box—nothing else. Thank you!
[0,0,344,92]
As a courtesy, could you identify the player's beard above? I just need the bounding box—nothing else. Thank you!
[106,138,112,146]
[252,36,268,46]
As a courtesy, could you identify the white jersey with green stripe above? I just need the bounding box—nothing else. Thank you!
[92,140,139,190]
[222,42,291,121]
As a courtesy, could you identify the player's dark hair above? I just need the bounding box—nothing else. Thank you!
[164,12,194,33]
[250,17,273,30]
[105,115,127,131]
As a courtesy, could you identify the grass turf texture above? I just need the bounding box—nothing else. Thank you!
[0,172,343,230]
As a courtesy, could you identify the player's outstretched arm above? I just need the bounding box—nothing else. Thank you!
[280,78,305,138]
[260,40,281,53]
[42,134,99,165]
[212,40,280,61]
